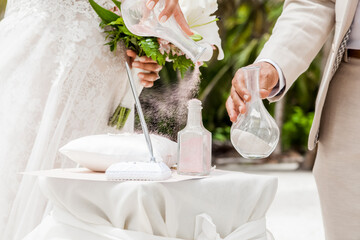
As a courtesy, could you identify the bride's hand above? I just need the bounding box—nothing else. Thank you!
[145,0,193,36]
[126,50,162,88]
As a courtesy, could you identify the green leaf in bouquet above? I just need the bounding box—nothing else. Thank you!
[190,33,203,42]
[118,25,133,36]
[99,21,107,28]
[108,18,124,26]
[89,0,119,24]
[111,0,121,9]
[109,42,116,52]
[155,52,166,66]
[129,37,139,46]
[171,54,194,78]
[139,39,166,65]
[139,39,158,54]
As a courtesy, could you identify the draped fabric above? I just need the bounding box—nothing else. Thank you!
[25,171,277,240]
[25,211,273,240]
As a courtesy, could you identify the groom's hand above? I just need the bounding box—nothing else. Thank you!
[226,62,279,122]
[146,0,193,36]
[126,50,162,88]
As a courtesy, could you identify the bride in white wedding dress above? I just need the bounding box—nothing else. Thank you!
[0,0,177,238]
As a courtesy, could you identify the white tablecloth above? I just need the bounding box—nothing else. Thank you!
[24,170,277,240]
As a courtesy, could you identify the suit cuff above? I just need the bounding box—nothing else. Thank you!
[256,59,286,98]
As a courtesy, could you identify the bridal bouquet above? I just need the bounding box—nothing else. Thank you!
[90,0,199,76]
[89,0,224,129]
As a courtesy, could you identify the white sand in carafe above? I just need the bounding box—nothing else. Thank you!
[231,129,272,155]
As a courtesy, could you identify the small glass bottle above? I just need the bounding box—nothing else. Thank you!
[230,66,279,159]
[177,99,211,175]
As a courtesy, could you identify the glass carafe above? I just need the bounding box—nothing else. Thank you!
[121,0,205,62]
[230,66,279,159]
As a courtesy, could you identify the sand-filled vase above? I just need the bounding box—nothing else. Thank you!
[230,66,279,159]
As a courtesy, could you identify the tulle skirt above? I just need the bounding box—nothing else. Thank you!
[0,0,133,238]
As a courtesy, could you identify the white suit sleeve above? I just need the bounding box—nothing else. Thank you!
[256,0,335,102]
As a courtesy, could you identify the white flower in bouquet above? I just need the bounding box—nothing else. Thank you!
[180,0,224,62]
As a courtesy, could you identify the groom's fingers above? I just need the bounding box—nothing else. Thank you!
[259,89,271,99]
[230,87,246,115]
[226,96,239,123]
[232,69,251,102]
[258,62,279,99]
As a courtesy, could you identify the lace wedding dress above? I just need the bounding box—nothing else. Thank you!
[0,0,137,239]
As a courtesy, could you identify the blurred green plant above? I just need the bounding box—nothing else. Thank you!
[279,53,322,151]
[199,0,323,153]
[0,0,6,19]
[282,107,314,152]
[213,126,231,142]
[155,0,283,141]
[199,0,285,139]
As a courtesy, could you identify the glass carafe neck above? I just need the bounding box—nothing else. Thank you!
[243,66,261,103]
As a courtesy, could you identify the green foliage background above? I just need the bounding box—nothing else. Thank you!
[0,0,6,19]
[159,0,322,152]
[0,0,322,153]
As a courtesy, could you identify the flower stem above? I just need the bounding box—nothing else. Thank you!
[108,104,131,130]
[190,18,219,29]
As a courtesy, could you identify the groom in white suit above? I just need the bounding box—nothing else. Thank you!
[226,0,360,239]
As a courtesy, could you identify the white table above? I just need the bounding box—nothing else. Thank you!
[25,170,277,240]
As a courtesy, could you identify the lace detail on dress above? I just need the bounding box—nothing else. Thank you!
[0,0,133,238]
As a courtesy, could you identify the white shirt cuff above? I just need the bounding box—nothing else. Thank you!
[256,59,285,98]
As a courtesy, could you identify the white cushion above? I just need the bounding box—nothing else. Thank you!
[59,133,177,172]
